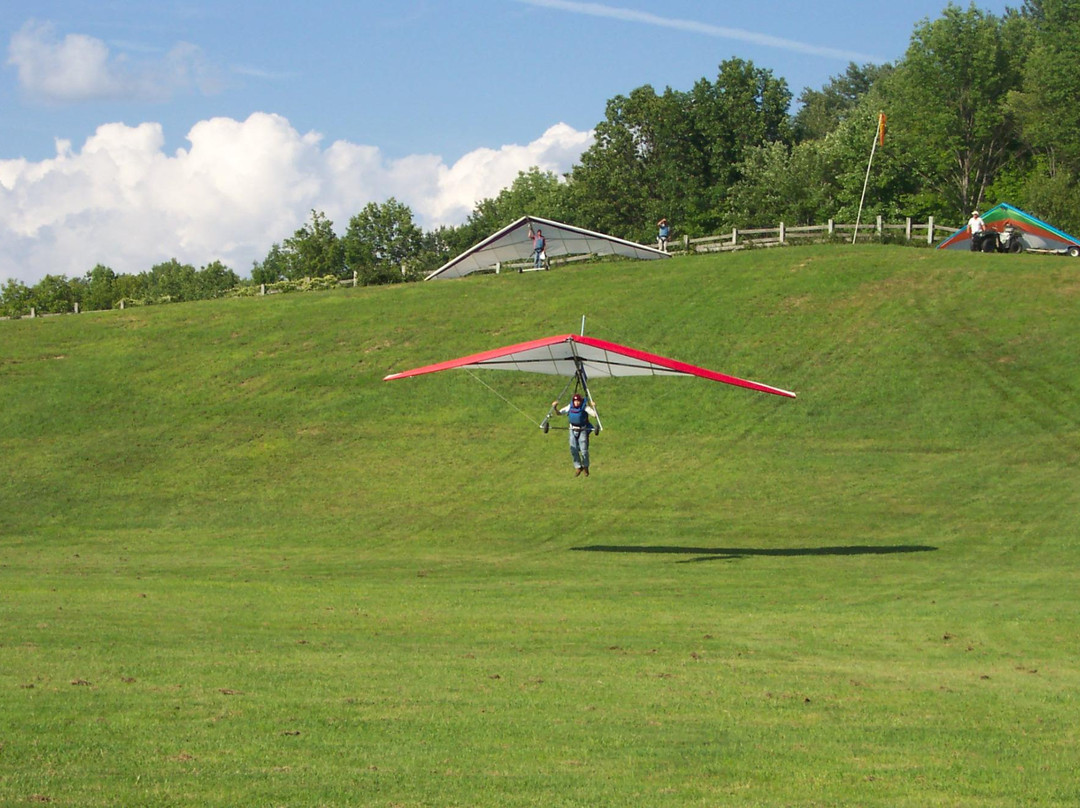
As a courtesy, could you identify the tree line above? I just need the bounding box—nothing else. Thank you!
[4,1,1078,317]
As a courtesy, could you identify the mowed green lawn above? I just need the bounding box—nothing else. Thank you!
[2,245,1078,807]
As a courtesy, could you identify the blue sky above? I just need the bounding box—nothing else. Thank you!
[1,0,1010,285]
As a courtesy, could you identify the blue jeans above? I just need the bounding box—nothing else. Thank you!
[534,249,543,267]
[569,426,590,469]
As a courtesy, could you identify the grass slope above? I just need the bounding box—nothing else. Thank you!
[2,245,1079,806]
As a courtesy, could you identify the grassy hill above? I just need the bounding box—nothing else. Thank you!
[2,245,1078,806]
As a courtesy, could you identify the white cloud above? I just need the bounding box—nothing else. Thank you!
[6,20,219,103]
[0,113,594,285]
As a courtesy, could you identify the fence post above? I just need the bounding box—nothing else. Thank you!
[876,215,883,236]
[927,216,935,245]
[353,270,358,287]
[30,307,36,318]
[74,302,80,314]
[828,219,835,236]
[260,283,266,296]
[731,228,738,247]
[779,222,786,244]
[683,234,689,253]
[905,218,912,241]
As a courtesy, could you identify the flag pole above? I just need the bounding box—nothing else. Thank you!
[852,112,886,245]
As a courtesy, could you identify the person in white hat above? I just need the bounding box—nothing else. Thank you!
[967,210,986,251]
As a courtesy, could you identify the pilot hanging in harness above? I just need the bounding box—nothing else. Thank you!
[551,392,598,476]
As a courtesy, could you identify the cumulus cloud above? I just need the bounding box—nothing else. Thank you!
[0,114,594,284]
[7,20,219,103]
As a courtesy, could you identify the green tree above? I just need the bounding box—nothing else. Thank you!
[83,264,117,311]
[1,278,33,317]
[343,198,424,285]
[415,227,457,275]
[113,272,148,305]
[726,141,838,226]
[30,275,76,314]
[1015,0,1080,171]
[1018,162,1080,235]
[569,59,791,240]
[196,260,241,298]
[880,4,1027,214]
[251,244,288,285]
[459,168,571,249]
[690,58,792,192]
[1006,0,1080,233]
[278,210,345,280]
[794,62,892,142]
[567,85,670,239]
[146,259,199,302]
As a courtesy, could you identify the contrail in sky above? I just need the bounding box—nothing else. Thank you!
[515,0,882,62]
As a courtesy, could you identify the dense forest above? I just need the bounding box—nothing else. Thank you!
[4,1,1078,316]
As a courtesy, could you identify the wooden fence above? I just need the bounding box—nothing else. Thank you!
[494,217,954,273]
[682,216,953,254]
[490,216,954,273]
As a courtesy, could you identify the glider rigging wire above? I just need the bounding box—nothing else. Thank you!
[462,368,542,428]
[462,368,576,430]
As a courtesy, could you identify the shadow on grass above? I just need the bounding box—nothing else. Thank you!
[572,544,938,564]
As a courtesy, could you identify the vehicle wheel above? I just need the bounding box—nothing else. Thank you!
[1008,239,1024,254]
[1068,245,1080,258]
[982,237,997,253]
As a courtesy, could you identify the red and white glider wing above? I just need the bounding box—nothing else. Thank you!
[384,334,796,398]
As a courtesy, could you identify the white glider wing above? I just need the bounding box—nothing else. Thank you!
[426,216,670,280]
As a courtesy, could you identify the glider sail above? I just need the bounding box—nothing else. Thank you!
[937,202,1080,252]
[384,334,796,398]
[426,216,670,280]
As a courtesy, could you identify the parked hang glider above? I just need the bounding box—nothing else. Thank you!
[937,202,1080,255]
[425,215,670,280]
[383,333,796,432]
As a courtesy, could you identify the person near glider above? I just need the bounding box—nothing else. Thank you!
[657,218,670,252]
[384,332,796,476]
[529,225,546,268]
[552,392,598,476]
[967,210,986,251]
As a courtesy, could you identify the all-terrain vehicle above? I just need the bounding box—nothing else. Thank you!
[972,225,1025,253]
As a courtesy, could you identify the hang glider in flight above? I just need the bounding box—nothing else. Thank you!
[384,333,796,432]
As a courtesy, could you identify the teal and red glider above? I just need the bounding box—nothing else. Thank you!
[937,202,1080,255]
